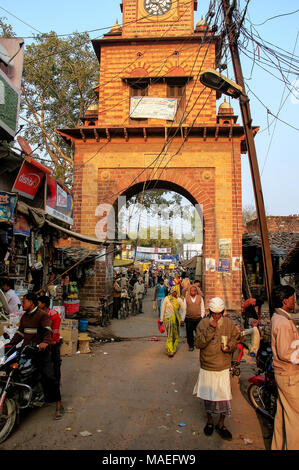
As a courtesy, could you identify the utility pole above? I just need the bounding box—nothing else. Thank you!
[221,0,274,313]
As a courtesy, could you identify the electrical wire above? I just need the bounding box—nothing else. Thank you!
[9,0,191,39]
[260,31,299,175]
[22,1,197,167]
[251,8,299,27]
[0,5,43,34]
[109,3,223,235]
[128,6,223,233]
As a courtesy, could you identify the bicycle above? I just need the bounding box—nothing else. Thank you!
[99,296,110,327]
[129,293,139,316]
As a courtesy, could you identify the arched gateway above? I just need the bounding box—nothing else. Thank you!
[57,0,254,314]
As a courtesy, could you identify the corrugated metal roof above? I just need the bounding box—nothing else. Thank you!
[243,232,299,256]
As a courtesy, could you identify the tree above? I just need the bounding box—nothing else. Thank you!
[20,32,99,185]
[242,204,257,226]
[0,17,16,37]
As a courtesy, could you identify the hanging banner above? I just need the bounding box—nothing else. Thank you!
[136,246,171,254]
[0,191,17,223]
[12,160,48,200]
[45,175,73,226]
[130,97,177,120]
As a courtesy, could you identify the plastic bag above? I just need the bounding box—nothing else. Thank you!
[153,301,157,312]
[157,319,165,333]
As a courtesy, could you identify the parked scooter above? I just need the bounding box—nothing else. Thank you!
[0,341,45,444]
[247,340,277,420]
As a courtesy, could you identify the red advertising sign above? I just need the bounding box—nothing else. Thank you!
[12,160,45,200]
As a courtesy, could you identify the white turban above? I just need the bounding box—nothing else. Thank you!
[209,297,225,313]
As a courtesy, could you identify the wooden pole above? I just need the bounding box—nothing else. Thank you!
[221,0,274,314]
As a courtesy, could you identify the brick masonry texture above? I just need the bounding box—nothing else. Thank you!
[70,0,244,313]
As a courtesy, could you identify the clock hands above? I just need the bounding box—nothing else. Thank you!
[145,0,172,16]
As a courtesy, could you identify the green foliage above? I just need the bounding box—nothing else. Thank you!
[0,17,16,38]
[21,31,99,184]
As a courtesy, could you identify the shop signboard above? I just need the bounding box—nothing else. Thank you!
[45,175,73,226]
[0,69,20,139]
[0,191,17,223]
[12,160,46,200]
[130,97,177,120]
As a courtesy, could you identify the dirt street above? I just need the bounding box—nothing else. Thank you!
[0,289,272,451]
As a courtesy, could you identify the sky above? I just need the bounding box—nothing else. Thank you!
[1,0,299,216]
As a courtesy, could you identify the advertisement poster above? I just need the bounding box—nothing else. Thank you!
[45,175,73,226]
[130,97,177,120]
[217,258,231,273]
[205,258,216,272]
[13,214,30,236]
[218,239,232,258]
[232,257,242,271]
[0,191,17,223]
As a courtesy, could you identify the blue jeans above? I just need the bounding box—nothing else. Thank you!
[156,297,165,317]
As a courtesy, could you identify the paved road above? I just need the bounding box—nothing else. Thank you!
[0,289,270,450]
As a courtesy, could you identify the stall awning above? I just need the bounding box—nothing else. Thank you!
[45,220,119,246]
[113,259,134,268]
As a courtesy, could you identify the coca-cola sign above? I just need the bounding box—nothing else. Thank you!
[12,161,44,199]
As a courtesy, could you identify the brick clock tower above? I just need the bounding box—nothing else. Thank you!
[58,0,249,314]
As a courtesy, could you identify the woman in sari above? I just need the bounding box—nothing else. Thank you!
[160,287,186,357]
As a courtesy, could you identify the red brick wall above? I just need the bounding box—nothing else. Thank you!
[247,216,299,234]
[98,40,217,127]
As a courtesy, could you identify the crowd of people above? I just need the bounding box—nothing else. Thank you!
[2,267,298,449]
[113,267,299,448]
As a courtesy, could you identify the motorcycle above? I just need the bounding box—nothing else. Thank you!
[247,340,277,420]
[230,324,262,377]
[0,341,45,444]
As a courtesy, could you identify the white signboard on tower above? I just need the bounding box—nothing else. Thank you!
[130,96,177,121]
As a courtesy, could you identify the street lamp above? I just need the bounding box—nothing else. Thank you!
[200,67,274,314]
[199,69,243,99]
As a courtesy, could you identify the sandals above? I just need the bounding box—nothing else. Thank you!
[215,424,232,441]
[204,423,214,436]
[54,406,65,420]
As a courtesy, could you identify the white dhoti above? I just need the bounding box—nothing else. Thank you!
[193,368,232,416]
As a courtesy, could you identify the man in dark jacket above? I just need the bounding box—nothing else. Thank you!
[10,293,63,420]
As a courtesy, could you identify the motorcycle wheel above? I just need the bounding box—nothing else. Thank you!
[247,383,274,420]
[0,398,17,444]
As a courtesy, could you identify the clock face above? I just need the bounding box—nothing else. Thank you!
[144,0,172,16]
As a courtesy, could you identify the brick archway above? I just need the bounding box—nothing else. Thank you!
[115,175,215,244]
